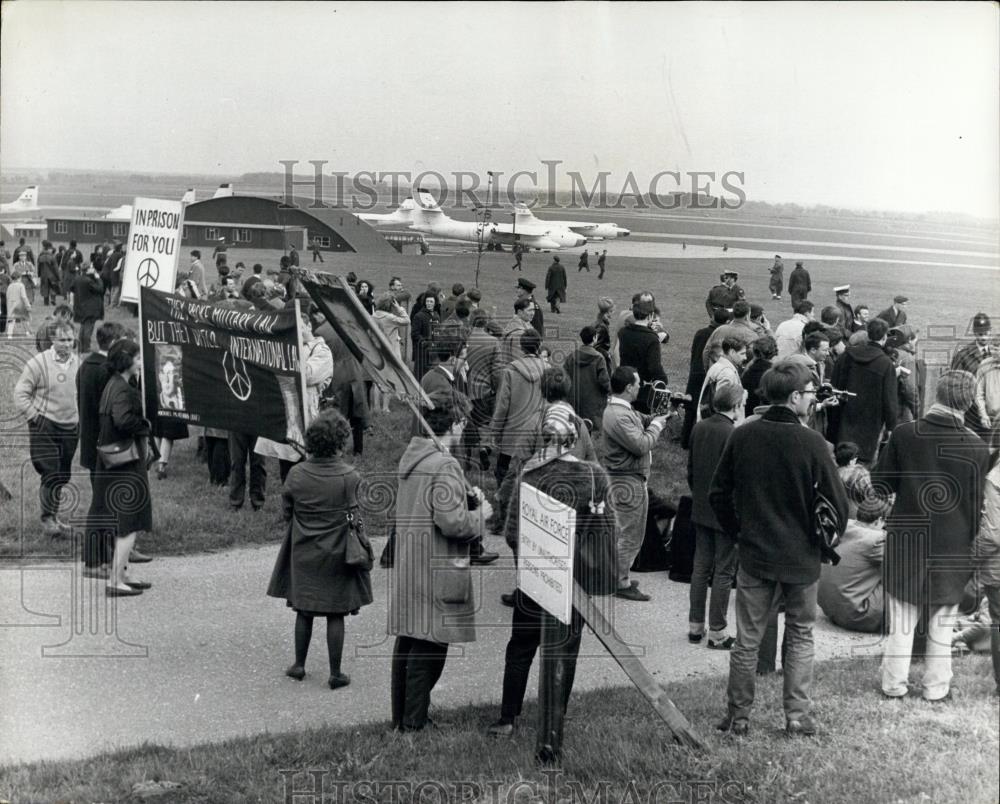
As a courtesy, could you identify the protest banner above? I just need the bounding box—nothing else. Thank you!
[139,287,306,445]
[517,482,576,624]
[298,272,429,406]
[120,197,186,304]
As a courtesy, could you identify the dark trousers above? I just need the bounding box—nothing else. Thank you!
[499,591,582,721]
[390,636,449,730]
[205,436,231,485]
[84,468,115,568]
[494,451,512,488]
[279,458,300,484]
[986,584,1000,693]
[312,250,324,262]
[77,317,98,354]
[228,432,266,508]
[0,291,7,332]
[28,417,79,520]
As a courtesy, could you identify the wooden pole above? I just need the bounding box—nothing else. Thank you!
[293,298,311,433]
[572,580,708,750]
[535,611,571,764]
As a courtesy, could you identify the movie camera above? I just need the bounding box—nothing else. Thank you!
[816,383,857,403]
[643,381,692,416]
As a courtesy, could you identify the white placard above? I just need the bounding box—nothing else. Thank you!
[517,483,576,625]
[120,197,186,304]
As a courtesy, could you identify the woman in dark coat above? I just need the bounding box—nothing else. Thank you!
[93,339,153,597]
[267,409,373,689]
[487,403,617,743]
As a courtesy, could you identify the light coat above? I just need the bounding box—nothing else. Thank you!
[389,438,481,644]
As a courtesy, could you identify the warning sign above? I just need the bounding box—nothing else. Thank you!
[120,197,186,304]
[517,483,576,624]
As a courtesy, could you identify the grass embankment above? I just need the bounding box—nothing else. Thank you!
[1,656,997,803]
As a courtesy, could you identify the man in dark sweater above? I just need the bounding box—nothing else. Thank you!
[710,362,848,736]
[687,383,742,649]
[830,317,899,463]
[617,298,667,414]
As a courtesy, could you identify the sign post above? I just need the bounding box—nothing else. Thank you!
[517,481,707,759]
[120,197,185,304]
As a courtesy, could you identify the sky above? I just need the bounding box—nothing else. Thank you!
[1,1,997,218]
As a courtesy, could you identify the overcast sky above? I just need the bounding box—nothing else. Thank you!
[1,1,997,218]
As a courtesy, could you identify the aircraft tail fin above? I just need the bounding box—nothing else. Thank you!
[512,202,538,223]
[213,183,233,199]
[4,185,39,210]
[181,188,196,204]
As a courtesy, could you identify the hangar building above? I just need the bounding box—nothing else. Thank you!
[45,194,396,255]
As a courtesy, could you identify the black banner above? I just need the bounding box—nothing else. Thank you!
[140,287,305,442]
[299,272,429,404]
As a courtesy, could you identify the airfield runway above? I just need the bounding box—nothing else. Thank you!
[0,541,882,764]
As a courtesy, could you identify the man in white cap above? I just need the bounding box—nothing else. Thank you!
[833,285,856,334]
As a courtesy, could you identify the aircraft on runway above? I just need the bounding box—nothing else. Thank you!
[410,190,586,250]
[512,202,630,239]
[357,197,417,226]
[1,186,198,220]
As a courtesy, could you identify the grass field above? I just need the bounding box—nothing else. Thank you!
[2,246,998,557]
[1,656,997,804]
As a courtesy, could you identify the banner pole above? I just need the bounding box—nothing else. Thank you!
[294,298,311,432]
[138,286,147,420]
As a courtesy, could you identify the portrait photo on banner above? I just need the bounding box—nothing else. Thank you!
[155,345,186,415]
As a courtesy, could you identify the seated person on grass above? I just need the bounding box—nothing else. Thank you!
[817,494,892,634]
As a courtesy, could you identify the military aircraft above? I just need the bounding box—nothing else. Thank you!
[356,197,417,226]
[409,190,585,250]
[512,202,630,239]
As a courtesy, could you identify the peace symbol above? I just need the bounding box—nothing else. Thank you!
[137,258,160,287]
[221,351,252,401]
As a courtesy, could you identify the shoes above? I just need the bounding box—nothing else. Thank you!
[328,672,351,690]
[156,463,168,480]
[786,715,818,737]
[500,592,516,608]
[923,691,952,704]
[614,582,651,602]
[286,664,306,681]
[124,580,152,590]
[129,550,153,563]
[880,689,907,701]
[106,585,143,597]
[486,719,515,738]
[471,551,499,566]
[688,632,704,644]
[230,504,243,512]
[707,636,736,650]
[81,566,110,580]
[715,713,749,735]
[41,518,63,538]
[251,504,263,512]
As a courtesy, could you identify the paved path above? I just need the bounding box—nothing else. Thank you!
[0,538,880,765]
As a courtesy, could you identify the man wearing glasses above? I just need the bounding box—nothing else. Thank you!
[710,362,848,737]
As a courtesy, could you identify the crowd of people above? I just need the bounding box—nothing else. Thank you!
[7,240,1000,748]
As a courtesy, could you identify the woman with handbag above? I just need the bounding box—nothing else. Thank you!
[388,390,493,731]
[266,409,373,689]
[94,339,153,597]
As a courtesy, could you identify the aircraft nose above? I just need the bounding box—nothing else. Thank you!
[575,236,587,247]
[620,228,631,237]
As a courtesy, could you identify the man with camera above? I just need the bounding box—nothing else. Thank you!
[602,366,674,601]
[710,362,848,736]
